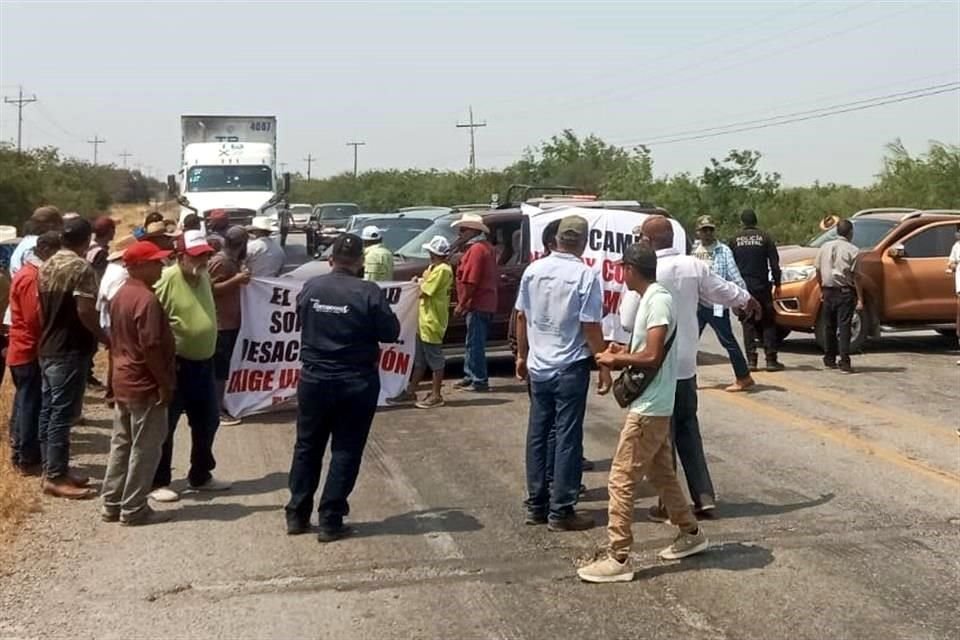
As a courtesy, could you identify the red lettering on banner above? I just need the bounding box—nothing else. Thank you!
[602,290,622,316]
[227,369,276,393]
[601,259,625,284]
[582,257,597,268]
[379,347,411,375]
[278,368,300,390]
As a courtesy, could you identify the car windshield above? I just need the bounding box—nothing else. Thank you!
[366,218,433,252]
[186,165,273,192]
[318,205,359,220]
[396,214,460,259]
[808,218,898,250]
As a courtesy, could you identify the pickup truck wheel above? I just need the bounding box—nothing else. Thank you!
[815,307,869,353]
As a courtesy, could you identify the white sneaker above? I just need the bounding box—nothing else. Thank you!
[577,553,634,583]
[220,414,242,427]
[189,476,232,491]
[149,487,180,503]
[659,528,709,560]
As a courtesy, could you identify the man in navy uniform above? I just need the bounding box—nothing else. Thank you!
[285,233,401,541]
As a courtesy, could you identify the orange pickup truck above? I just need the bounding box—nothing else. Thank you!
[774,208,959,351]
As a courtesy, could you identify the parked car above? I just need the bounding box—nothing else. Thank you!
[774,208,960,351]
[304,202,361,255]
[287,203,313,232]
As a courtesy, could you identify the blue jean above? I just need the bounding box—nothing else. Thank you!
[672,376,715,507]
[286,372,379,527]
[153,357,220,488]
[39,354,90,479]
[463,311,492,389]
[697,306,750,379]
[9,361,43,468]
[525,358,590,520]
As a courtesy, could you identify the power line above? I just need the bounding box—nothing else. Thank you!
[118,150,133,168]
[633,85,960,148]
[346,141,366,178]
[303,153,314,180]
[3,86,38,154]
[456,106,487,173]
[624,82,960,146]
[87,135,106,164]
[33,103,86,142]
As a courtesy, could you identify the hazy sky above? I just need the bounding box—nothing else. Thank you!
[1,1,958,186]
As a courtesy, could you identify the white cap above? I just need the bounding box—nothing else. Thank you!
[422,235,451,256]
[246,216,278,233]
[361,225,382,241]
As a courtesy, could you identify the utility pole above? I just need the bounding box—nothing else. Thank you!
[456,106,486,173]
[279,162,288,172]
[118,150,133,168]
[303,153,314,180]
[87,135,106,165]
[3,86,38,154]
[346,141,365,178]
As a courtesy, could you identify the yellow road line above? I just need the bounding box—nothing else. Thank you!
[752,373,956,442]
[703,388,960,488]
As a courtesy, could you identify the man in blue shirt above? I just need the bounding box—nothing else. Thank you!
[515,215,611,532]
[692,215,754,392]
[286,233,400,542]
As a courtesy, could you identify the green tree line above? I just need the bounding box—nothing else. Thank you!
[292,132,959,243]
[0,144,163,230]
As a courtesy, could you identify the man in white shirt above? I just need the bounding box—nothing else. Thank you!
[245,216,286,278]
[619,216,758,517]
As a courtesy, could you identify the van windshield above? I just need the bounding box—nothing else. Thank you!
[396,214,459,259]
[808,218,897,250]
[187,165,273,192]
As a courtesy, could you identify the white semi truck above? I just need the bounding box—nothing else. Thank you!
[168,115,290,232]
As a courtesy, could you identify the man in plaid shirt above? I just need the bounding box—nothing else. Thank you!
[692,215,755,392]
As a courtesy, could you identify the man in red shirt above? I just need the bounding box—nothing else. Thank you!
[6,232,61,475]
[101,241,177,526]
[451,213,498,392]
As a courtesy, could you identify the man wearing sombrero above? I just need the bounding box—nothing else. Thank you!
[451,212,498,392]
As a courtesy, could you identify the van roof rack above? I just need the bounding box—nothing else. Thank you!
[851,207,915,218]
[499,184,585,208]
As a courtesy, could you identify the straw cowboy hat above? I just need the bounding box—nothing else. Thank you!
[107,234,138,262]
[450,212,489,234]
[819,214,841,231]
[246,216,278,235]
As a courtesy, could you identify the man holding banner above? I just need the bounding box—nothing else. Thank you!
[285,234,401,542]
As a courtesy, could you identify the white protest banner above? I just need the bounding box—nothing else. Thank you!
[223,277,419,418]
[523,205,687,342]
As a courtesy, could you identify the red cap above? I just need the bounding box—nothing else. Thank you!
[178,229,215,257]
[124,241,172,266]
[93,216,116,237]
[207,209,230,225]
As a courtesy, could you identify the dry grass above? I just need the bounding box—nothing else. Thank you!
[0,377,40,548]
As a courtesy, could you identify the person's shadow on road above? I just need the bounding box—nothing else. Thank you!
[632,542,775,581]
[172,502,278,523]
[352,508,483,538]
[181,472,289,502]
[716,492,835,519]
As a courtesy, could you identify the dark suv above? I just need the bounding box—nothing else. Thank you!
[305,202,361,255]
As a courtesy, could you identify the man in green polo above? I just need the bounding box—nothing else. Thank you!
[361,225,394,282]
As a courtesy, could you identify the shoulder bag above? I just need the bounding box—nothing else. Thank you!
[611,332,675,409]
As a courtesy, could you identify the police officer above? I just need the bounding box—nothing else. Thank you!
[729,209,784,372]
[285,233,401,541]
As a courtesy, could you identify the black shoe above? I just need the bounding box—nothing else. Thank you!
[765,357,785,372]
[747,354,759,372]
[525,512,547,526]
[286,517,311,536]
[578,484,586,496]
[839,362,854,374]
[581,458,595,471]
[823,358,838,369]
[547,511,594,532]
[317,523,353,543]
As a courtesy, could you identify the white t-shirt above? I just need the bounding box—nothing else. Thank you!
[949,241,960,294]
[97,261,128,332]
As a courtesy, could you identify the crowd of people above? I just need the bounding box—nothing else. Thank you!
[3,201,956,580]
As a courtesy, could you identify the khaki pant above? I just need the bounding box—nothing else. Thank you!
[608,413,698,557]
[101,401,168,521]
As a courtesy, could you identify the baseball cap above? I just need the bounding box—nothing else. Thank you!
[423,235,451,256]
[620,242,657,271]
[62,216,93,245]
[330,233,363,261]
[361,225,382,241]
[207,209,230,226]
[696,215,716,230]
[557,215,588,242]
[124,241,172,266]
[179,229,215,257]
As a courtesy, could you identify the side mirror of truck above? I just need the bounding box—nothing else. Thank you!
[166,175,178,196]
[887,244,905,260]
[281,172,292,195]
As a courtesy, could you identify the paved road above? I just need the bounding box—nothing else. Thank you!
[1,243,958,638]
